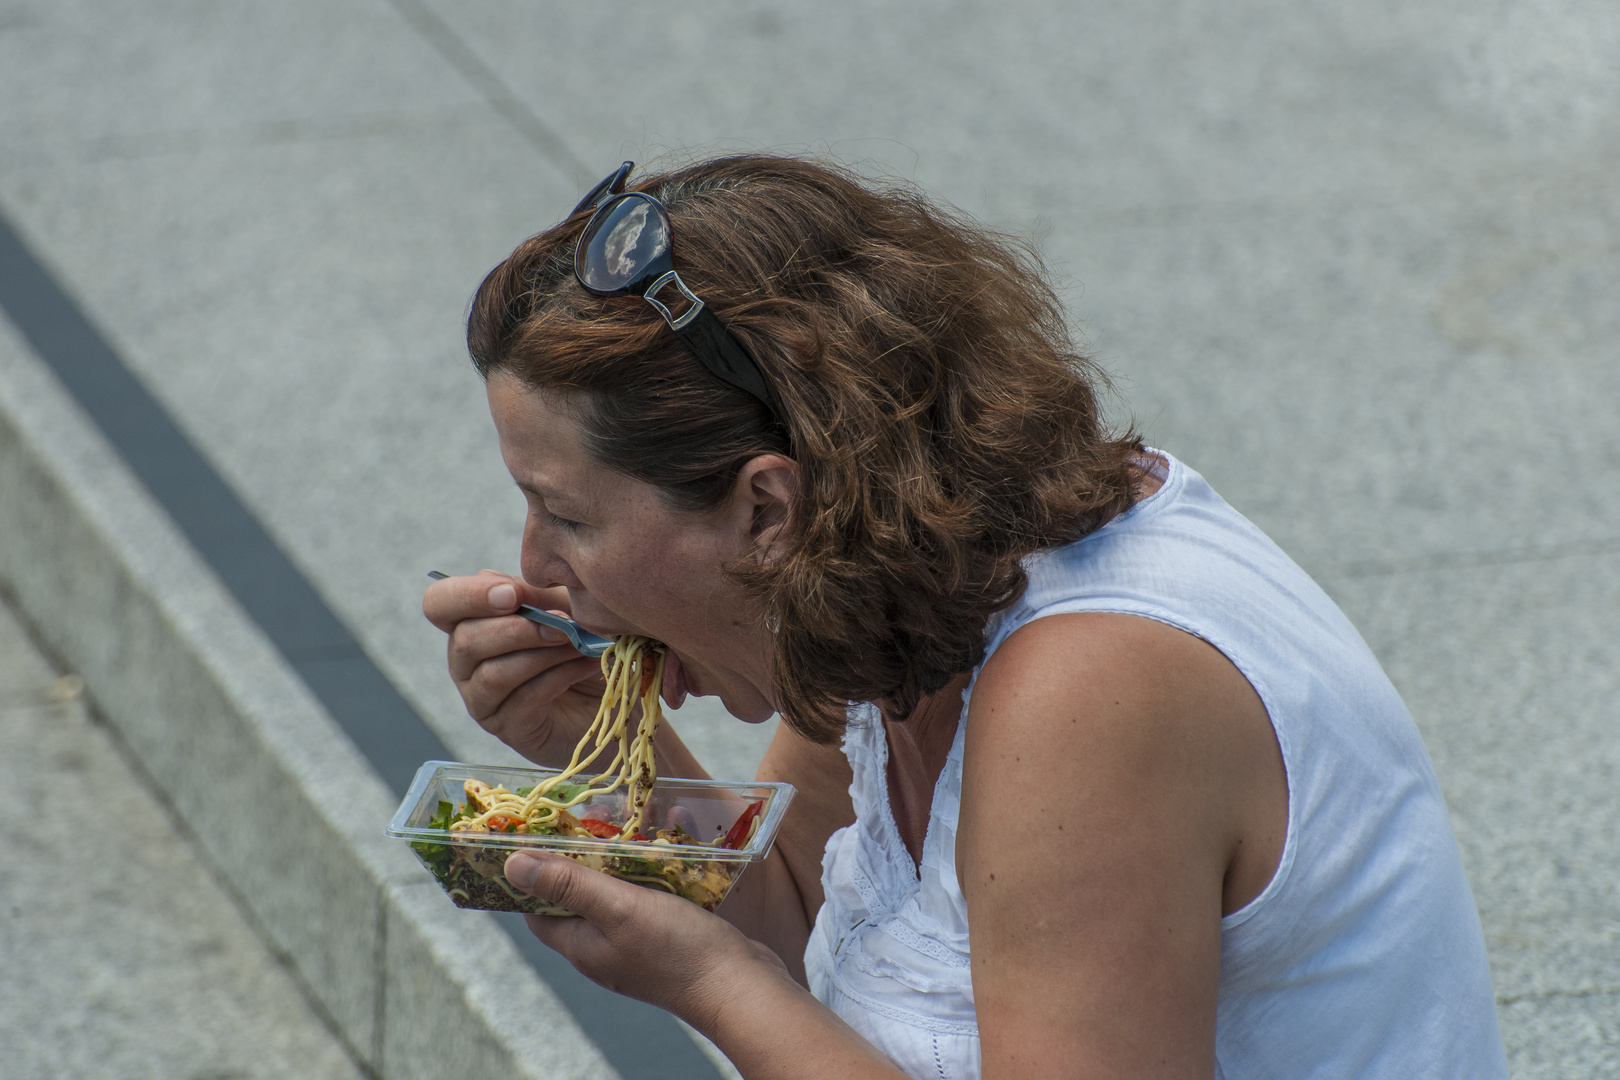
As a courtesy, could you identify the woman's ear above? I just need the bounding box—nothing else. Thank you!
[735,454,800,564]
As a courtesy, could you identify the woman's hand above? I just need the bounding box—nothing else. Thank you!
[422,571,606,766]
[505,852,909,1080]
[505,851,778,1020]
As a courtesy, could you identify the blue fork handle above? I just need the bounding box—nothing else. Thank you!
[425,571,613,657]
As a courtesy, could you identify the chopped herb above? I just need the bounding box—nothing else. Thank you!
[428,800,454,830]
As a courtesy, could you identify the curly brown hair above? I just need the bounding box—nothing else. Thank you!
[467,154,1142,743]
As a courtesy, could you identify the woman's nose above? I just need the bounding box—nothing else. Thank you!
[520,528,583,591]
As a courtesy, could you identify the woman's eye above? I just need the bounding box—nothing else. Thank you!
[544,509,583,532]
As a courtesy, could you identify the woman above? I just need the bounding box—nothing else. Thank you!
[423,155,1506,1078]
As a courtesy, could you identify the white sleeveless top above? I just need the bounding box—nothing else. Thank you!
[804,452,1507,1079]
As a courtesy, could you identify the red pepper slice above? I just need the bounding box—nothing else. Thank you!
[577,818,651,842]
[487,814,521,834]
[720,800,764,850]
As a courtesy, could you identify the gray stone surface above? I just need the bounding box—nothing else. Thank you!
[1500,993,1620,1080]
[0,0,1617,1072]
[380,881,615,1080]
[1325,553,1620,1018]
[0,312,615,1077]
[0,4,775,776]
[0,593,365,1080]
[0,309,394,1056]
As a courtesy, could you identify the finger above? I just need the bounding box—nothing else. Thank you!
[497,574,574,614]
[423,572,572,633]
[423,572,516,632]
[475,569,578,624]
[523,909,603,959]
[506,852,635,933]
[468,657,603,741]
[458,642,587,714]
[446,612,571,683]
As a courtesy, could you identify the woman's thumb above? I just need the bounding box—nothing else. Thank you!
[506,852,610,920]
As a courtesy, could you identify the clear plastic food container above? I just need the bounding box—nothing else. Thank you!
[386,760,795,916]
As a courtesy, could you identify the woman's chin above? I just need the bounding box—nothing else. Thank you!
[718,690,779,725]
[663,657,777,724]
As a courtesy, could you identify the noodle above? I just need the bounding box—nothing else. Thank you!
[451,635,665,841]
[411,634,769,914]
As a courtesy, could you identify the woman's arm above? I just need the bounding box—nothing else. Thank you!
[716,719,857,984]
[506,850,907,1080]
[958,611,1286,1080]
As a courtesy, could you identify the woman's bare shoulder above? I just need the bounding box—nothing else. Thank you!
[964,610,1284,901]
[956,610,1284,1076]
[968,609,1264,748]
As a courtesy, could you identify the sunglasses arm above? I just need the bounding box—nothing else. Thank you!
[672,303,779,415]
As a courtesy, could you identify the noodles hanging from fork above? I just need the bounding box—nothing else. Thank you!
[451,635,664,840]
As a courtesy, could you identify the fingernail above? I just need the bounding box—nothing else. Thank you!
[505,852,542,891]
[488,583,517,610]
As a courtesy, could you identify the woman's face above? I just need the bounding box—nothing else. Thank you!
[486,373,781,723]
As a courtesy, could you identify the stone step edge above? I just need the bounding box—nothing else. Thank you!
[0,314,617,1080]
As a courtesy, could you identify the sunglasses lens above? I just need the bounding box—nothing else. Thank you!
[577,195,670,293]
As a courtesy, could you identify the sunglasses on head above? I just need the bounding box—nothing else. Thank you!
[570,161,782,426]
